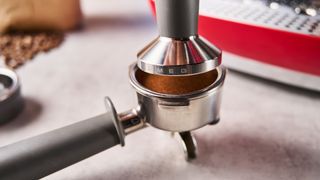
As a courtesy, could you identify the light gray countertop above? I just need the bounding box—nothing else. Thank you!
[0,0,319,179]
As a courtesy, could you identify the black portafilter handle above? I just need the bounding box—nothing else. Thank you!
[0,98,142,180]
[0,113,119,180]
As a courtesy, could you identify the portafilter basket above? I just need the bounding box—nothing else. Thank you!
[129,64,226,132]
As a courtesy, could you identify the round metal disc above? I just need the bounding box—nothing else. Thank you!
[0,68,24,124]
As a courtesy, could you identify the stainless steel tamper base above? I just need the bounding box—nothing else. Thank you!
[137,36,222,76]
[139,0,221,76]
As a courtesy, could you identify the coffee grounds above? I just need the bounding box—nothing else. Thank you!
[136,69,218,95]
[0,32,64,69]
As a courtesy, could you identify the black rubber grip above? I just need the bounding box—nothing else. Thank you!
[0,112,120,180]
[155,0,199,38]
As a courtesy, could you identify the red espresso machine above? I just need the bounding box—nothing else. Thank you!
[149,0,320,91]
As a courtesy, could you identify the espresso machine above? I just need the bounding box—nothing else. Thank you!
[0,0,226,179]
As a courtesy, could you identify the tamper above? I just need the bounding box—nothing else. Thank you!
[138,0,221,75]
[0,0,226,179]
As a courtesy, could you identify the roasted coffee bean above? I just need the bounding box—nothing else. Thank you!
[0,32,64,69]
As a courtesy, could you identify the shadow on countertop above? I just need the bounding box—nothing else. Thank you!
[193,131,320,179]
[228,69,320,99]
[0,97,42,130]
[73,128,320,180]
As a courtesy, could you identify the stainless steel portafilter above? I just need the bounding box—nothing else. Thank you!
[0,64,226,180]
[0,0,226,179]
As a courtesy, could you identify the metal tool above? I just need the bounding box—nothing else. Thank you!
[138,0,221,75]
[0,0,226,179]
[0,68,24,124]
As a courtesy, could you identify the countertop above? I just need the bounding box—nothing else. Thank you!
[0,0,319,179]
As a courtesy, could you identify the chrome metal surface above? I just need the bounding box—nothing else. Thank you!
[118,105,146,135]
[129,64,226,132]
[104,98,147,146]
[178,131,198,161]
[137,36,222,76]
[200,0,320,36]
[266,0,320,16]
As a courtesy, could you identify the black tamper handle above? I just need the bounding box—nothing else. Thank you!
[155,0,199,39]
[0,112,120,180]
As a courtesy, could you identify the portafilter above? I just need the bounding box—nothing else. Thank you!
[0,0,226,179]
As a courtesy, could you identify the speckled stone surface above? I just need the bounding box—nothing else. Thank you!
[0,0,319,179]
